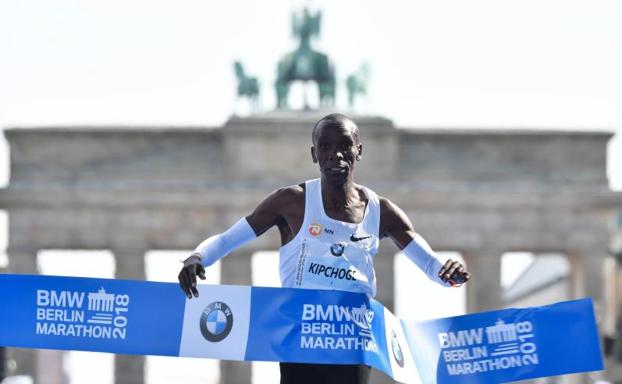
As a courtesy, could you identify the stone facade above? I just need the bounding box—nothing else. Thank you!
[0,112,620,383]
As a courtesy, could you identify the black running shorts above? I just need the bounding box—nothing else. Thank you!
[279,362,371,384]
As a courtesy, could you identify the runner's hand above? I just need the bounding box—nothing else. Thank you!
[178,254,206,298]
[438,259,471,287]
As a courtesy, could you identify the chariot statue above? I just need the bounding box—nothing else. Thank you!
[275,8,336,110]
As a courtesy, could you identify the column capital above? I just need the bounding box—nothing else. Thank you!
[567,247,610,257]
[461,248,506,259]
[109,242,148,255]
[6,244,39,254]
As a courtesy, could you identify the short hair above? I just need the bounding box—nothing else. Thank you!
[312,113,360,145]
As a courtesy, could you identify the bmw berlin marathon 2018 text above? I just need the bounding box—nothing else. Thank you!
[0,274,604,384]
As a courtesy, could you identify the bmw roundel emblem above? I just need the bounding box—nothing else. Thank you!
[200,301,234,342]
[391,330,405,367]
[330,243,345,257]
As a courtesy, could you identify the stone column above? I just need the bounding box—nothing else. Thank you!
[374,241,398,312]
[219,250,252,285]
[463,249,502,312]
[614,257,622,364]
[0,347,6,382]
[37,350,66,384]
[6,244,39,381]
[569,249,607,326]
[568,251,609,384]
[113,245,146,384]
[219,250,252,384]
[570,251,610,367]
[113,245,146,280]
[7,244,38,274]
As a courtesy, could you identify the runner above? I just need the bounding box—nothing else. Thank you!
[178,113,471,384]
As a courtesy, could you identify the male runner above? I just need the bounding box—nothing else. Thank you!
[178,113,470,384]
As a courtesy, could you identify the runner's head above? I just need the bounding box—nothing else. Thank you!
[311,113,362,186]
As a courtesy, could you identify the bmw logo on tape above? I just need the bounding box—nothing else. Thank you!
[200,301,234,342]
[391,330,405,368]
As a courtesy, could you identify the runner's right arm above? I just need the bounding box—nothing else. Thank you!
[178,187,299,298]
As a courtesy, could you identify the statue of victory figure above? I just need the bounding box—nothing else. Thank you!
[275,8,336,110]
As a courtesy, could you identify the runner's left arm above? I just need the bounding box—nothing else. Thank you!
[379,197,471,287]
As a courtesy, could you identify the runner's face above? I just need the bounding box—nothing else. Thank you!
[312,124,362,185]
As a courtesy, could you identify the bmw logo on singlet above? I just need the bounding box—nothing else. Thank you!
[200,301,233,342]
[330,243,345,257]
[391,330,405,367]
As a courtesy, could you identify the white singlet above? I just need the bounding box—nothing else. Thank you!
[279,178,380,297]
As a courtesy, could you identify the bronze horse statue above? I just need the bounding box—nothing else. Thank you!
[346,63,370,109]
[234,61,260,112]
[275,8,335,109]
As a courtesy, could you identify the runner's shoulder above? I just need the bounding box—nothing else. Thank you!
[273,183,305,199]
[264,183,305,208]
[378,195,399,213]
[377,195,408,223]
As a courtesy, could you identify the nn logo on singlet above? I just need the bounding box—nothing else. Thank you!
[308,224,323,236]
[308,223,334,237]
